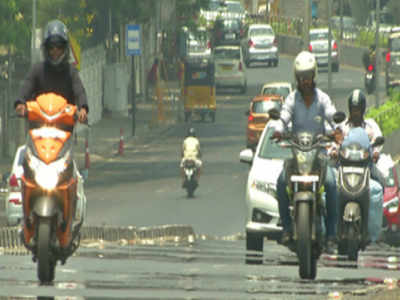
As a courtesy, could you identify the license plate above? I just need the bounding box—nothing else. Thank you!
[221,65,233,70]
[342,166,364,174]
[366,74,373,79]
[290,175,319,182]
[225,33,235,39]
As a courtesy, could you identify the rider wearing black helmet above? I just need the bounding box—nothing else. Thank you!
[362,44,376,71]
[15,19,88,123]
[180,127,202,187]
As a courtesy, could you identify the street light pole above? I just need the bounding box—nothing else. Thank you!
[328,0,332,94]
[31,0,37,65]
[375,0,380,107]
[304,0,311,50]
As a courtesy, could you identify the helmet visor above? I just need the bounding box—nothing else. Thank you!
[296,70,314,81]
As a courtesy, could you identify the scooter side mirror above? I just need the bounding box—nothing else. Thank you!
[372,136,385,147]
[239,148,253,164]
[268,108,280,120]
[333,111,346,124]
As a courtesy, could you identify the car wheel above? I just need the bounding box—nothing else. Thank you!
[246,231,263,264]
[273,60,279,67]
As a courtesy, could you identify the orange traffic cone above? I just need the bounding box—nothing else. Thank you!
[84,139,90,169]
[118,128,124,155]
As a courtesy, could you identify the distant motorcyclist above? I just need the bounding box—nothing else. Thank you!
[180,128,202,187]
[272,51,338,254]
[15,19,88,122]
[362,44,376,71]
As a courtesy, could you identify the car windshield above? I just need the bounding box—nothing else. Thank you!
[263,87,290,99]
[391,38,400,52]
[258,127,292,160]
[310,31,328,40]
[223,20,240,30]
[214,48,240,59]
[252,100,281,113]
[250,27,273,36]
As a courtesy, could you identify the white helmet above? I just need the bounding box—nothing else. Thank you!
[294,51,318,81]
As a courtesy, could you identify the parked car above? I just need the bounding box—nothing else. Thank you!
[309,28,339,72]
[4,145,25,226]
[246,95,283,150]
[240,121,292,256]
[241,23,278,67]
[260,81,293,100]
[213,44,247,93]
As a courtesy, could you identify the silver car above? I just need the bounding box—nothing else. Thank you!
[309,28,339,72]
[214,45,247,93]
[241,24,279,68]
[4,145,25,226]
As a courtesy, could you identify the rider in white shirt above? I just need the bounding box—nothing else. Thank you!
[180,128,202,187]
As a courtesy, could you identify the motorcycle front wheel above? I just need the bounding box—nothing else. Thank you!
[37,218,56,284]
[297,202,317,279]
[347,224,359,261]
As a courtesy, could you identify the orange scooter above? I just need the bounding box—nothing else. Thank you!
[20,93,84,283]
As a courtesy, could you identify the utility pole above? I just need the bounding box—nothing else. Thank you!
[304,0,311,50]
[328,0,332,94]
[131,56,136,136]
[374,0,380,107]
[31,0,37,65]
[339,0,343,40]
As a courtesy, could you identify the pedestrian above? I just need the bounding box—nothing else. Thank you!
[147,58,159,101]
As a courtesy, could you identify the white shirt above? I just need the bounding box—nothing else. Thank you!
[182,136,201,159]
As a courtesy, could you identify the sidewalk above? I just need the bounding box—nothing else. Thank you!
[0,80,181,177]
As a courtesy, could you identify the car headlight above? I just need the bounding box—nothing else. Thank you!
[26,148,70,190]
[384,196,399,214]
[251,180,277,197]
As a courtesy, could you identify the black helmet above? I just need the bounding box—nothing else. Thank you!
[42,20,69,67]
[187,127,196,137]
[348,89,366,115]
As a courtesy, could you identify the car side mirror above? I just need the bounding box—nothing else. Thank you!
[372,136,385,147]
[333,111,346,124]
[239,148,253,164]
[268,108,280,120]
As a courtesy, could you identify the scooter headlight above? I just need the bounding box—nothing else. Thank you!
[26,148,70,190]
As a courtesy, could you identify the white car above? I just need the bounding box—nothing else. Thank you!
[309,28,339,72]
[260,81,293,100]
[214,45,247,93]
[240,121,292,253]
[4,145,25,226]
[241,24,278,67]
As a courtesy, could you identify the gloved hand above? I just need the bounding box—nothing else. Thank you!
[372,151,379,163]
[270,131,282,142]
[333,127,343,144]
[15,103,27,117]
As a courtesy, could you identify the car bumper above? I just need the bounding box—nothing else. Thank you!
[246,188,281,234]
[215,75,246,87]
[314,53,339,67]
[248,49,278,62]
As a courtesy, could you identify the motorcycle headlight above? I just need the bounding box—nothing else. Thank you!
[384,196,399,214]
[26,148,70,190]
[251,180,277,198]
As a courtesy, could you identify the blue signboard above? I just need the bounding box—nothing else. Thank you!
[126,24,141,56]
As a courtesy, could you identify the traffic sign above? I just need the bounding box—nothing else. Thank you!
[126,24,141,56]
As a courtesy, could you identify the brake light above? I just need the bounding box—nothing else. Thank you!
[368,64,374,72]
[308,44,312,52]
[9,174,19,188]
[386,52,391,62]
[248,114,254,122]
[239,61,243,71]
[248,39,254,48]
[333,42,338,50]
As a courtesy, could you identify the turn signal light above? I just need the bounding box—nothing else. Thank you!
[386,52,391,63]
[309,44,313,52]
[368,64,374,72]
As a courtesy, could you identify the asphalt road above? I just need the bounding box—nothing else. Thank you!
[0,55,398,299]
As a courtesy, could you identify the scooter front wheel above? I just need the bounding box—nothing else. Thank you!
[37,218,56,283]
[347,224,359,261]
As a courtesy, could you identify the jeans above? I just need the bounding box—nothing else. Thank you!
[277,165,338,238]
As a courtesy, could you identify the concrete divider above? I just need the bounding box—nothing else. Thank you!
[0,224,195,254]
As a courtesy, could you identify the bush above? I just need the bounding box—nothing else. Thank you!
[366,91,400,136]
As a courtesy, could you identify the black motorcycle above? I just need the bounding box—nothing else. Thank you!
[183,159,198,198]
[333,113,385,260]
[364,64,376,94]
